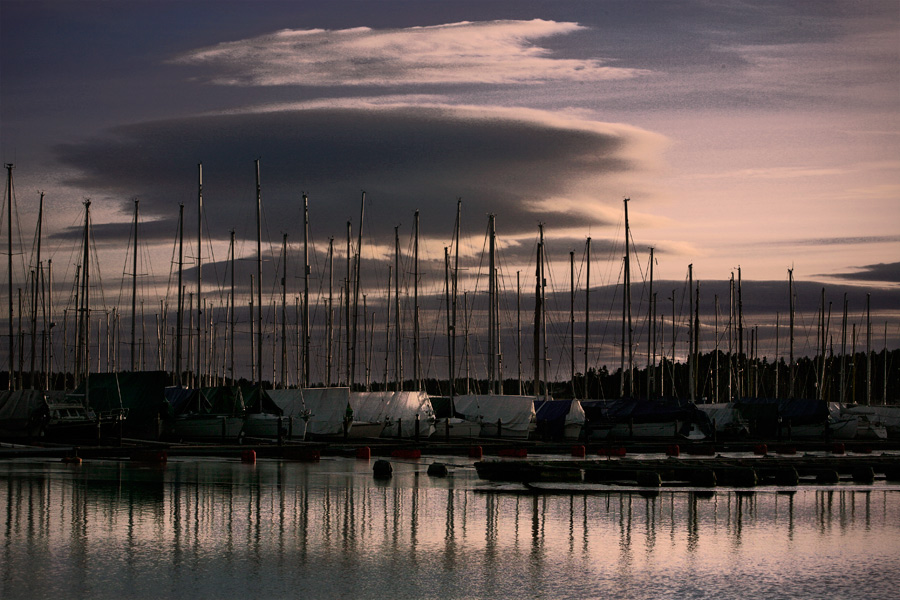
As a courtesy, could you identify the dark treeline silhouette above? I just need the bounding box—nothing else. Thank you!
[3,349,897,404]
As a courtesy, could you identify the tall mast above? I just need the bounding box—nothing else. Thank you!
[516,271,522,395]
[31,192,44,388]
[866,293,871,405]
[451,201,461,396]
[303,194,310,387]
[647,247,654,398]
[350,191,365,388]
[413,210,420,391]
[394,225,401,391]
[789,268,795,399]
[540,223,548,400]
[326,237,334,386]
[130,199,139,371]
[79,200,91,398]
[585,237,591,399]
[345,221,351,386]
[840,294,848,404]
[444,246,453,399]
[688,264,694,401]
[534,228,542,397]
[175,204,184,386]
[622,198,633,397]
[255,160,263,386]
[570,250,575,397]
[488,214,496,392]
[46,260,52,389]
[229,230,235,383]
[5,164,13,389]
[280,233,287,388]
[197,163,203,386]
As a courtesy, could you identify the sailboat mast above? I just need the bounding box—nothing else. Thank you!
[622,198,633,397]
[130,199,139,371]
[5,164,13,389]
[540,223,548,401]
[80,200,91,399]
[516,271,522,395]
[175,203,184,386]
[789,268,795,399]
[197,163,203,386]
[688,264,694,401]
[866,293,871,405]
[350,192,365,388]
[30,192,44,388]
[534,230,542,397]
[255,160,263,386]
[345,221,351,386]
[394,225,401,391]
[229,230,235,383]
[570,251,575,397]
[280,233,287,388]
[840,295,848,404]
[647,247,654,398]
[585,237,591,399]
[413,210,420,391]
[326,237,334,386]
[444,247,453,399]
[303,194,310,387]
[451,201,461,395]
[488,214,496,392]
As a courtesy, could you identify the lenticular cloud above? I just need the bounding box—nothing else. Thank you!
[172,19,647,86]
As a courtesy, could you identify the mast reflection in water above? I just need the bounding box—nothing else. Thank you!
[2,458,899,600]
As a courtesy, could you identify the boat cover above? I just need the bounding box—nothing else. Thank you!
[453,394,536,435]
[349,391,436,438]
[534,399,586,438]
[240,384,283,416]
[696,403,747,433]
[287,387,349,436]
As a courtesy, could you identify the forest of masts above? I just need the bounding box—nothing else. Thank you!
[3,163,897,404]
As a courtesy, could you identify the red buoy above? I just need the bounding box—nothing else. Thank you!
[468,446,483,459]
[356,446,372,460]
[241,449,256,464]
[666,444,680,457]
[571,445,586,458]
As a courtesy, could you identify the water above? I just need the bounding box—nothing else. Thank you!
[2,455,899,600]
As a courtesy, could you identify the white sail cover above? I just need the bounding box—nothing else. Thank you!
[453,394,536,437]
[268,388,350,436]
[567,399,586,426]
[349,391,436,438]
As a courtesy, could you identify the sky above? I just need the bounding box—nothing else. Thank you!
[1,0,898,386]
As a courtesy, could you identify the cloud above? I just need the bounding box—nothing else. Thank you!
[53,101,667,246]
[171,20,648,86]
[826,262,900,284]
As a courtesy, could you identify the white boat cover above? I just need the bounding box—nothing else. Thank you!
[269,388,349,436]
[566,400,586,426]
[845,404,900,434]
[697,403,745,432]
[453,394,536,436]
[349,391,436,438]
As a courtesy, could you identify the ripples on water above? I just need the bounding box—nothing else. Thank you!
[2,456,899,600]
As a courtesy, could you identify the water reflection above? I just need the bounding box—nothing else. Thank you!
[2,459,900,600]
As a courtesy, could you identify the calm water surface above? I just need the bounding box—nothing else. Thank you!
[2,455,899,599]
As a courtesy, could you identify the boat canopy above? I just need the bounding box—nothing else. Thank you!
[453,394,536,435]
[281,387,349,436]
[349,391,436,438]
[534,399,585,438]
